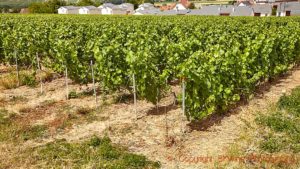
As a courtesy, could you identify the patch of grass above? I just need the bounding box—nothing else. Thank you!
[39,70,56,82]
[259,134,287,153]
[20,99,56,113]
[0,108,47,142]
[0,108,11,125]
[217,87,300,169]
[81,89,97,97]
[40,99,56,107]
[22,72,36,87]
[68,89,98,99]
[0,73,18,89]
[75,107,93,115]
[256,87,300,153]
[19,125,47,141]
[0,115,16,142]
[226,144,244,157]
[0,123,47,143]
[9,95,28,103]
[277,87,300,117]
[68,90,79,99]
[0,71,37,89]
[27,136,160,168]
[54,106,97,131]
[113,93,133,104]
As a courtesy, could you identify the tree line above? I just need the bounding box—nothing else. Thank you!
[0,0,156,14]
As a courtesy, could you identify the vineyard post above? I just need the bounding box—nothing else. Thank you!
[90,60,97,105]
[14,49,20,87]
[182,78,185,117]
[65,65,69,100]
[133,74,137,120]
[156,88,159,114]
[164,79,169,145]
[179,77,186,138]
[174,77,187,169]
[36,52,43,94]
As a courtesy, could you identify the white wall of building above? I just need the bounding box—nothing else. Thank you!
[58,7,79,14]
[79,7,100,14]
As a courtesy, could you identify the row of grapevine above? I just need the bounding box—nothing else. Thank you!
[1,15,300,120]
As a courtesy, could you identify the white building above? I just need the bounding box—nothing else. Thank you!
[252,4,272,17]
[99,3,134,15]
[277,2,300,16]
[58,6,80,14]
[136,3,156,11]
[134,9,160,15]
[98,3,115,14]
[230,6,254,16]
[119,3,134,14]
[173,3,187,11]
[79,6,100,14]
[220,5,234,16]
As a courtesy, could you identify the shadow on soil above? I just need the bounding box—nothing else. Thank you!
[145,104,178,116]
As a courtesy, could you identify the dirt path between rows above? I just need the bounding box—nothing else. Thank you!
[44,68,300,168]
[1,67,300,169]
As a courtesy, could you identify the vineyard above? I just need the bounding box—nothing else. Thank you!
[1,15,300,120]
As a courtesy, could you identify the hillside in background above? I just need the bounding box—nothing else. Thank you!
[0,0,77,8]
[0,0,132,8]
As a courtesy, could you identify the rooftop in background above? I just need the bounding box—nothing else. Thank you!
[59,6,81,10]
[220,5,234,14]
[252,4,272,13]
[230,6,253,16]
[200,5,221,15]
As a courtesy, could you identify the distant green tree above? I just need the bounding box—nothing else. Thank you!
[1,7,10,13]
[188,3,196,9]
[125,0,146,9]
[77,0,96,6]
[29,2,52,13]
[228,1,235,5]
[272,8,276,16]
[29,0,66,13]
[10,8,21,13]
[46,0,66,13]
[144,0,155,3]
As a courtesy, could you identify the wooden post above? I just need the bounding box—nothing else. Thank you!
[36,52,43,94]
[65,66,69,100]
[165,96,168,143]
[182,78,185,116]
[180,78,186,137]
[14,50,20,87]
[133,74,137,120]
[156,88,159,114]
[165,79,168,140]
[91,60,97,105]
